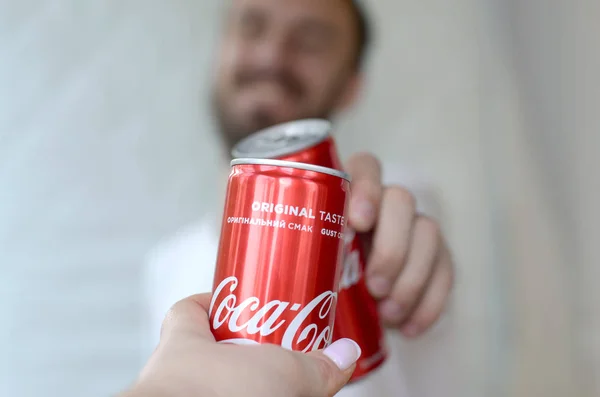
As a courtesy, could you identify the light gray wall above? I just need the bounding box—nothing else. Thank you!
[488,1,600,396]
[1,2,225,395]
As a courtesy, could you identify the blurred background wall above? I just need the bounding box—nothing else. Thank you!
[1,1,597,397]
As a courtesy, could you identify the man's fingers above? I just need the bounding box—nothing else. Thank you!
[345,152,383,231]
[379,215,440,325]
[366,186,416,298]
[300,339,362,396]
[160,293,215,342]
[400,245,454,338]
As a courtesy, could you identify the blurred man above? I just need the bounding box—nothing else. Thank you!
[212,0,367,149]
[146,1,454,396]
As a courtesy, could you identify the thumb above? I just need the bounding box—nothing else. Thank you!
[160,293,216,342]
[299,339,362,396]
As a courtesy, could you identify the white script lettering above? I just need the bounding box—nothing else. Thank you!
[209,276,336,352]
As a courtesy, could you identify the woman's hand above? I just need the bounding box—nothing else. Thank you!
[120,293,361,397]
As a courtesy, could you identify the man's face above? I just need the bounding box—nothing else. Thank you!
[212,0,360,148]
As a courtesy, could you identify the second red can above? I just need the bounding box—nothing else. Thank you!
[232,119,388,382]
[209,158,350,352]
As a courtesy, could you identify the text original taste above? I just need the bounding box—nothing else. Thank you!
[251,201,345,226]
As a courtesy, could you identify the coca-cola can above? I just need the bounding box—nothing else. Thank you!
[232,120,387,382]
[209,158,351,353]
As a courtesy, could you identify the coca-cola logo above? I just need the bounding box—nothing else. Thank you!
[339,250,361,290]
[339,229,363,290]
[209,276,337,352]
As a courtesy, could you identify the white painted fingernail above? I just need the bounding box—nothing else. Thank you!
[323,338,362,370]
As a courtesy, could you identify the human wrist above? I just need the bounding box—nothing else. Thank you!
[119,379,217,397]
[117,382,171,397]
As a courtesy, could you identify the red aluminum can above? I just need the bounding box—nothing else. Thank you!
[232,119,387,382]
[209,158,351,352]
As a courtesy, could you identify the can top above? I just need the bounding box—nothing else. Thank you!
[231,119,331,159]
[231,158,351,182]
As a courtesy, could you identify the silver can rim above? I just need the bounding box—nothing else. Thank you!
[231,158,351,182]
[231,118,332,159]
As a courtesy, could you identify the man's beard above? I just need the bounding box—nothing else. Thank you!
[211,95,333,156]
[211,65,351,156]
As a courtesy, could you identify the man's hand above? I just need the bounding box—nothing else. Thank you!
[345,153,454,338]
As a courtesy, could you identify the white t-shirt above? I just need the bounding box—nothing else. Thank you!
[143,165,440,396]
